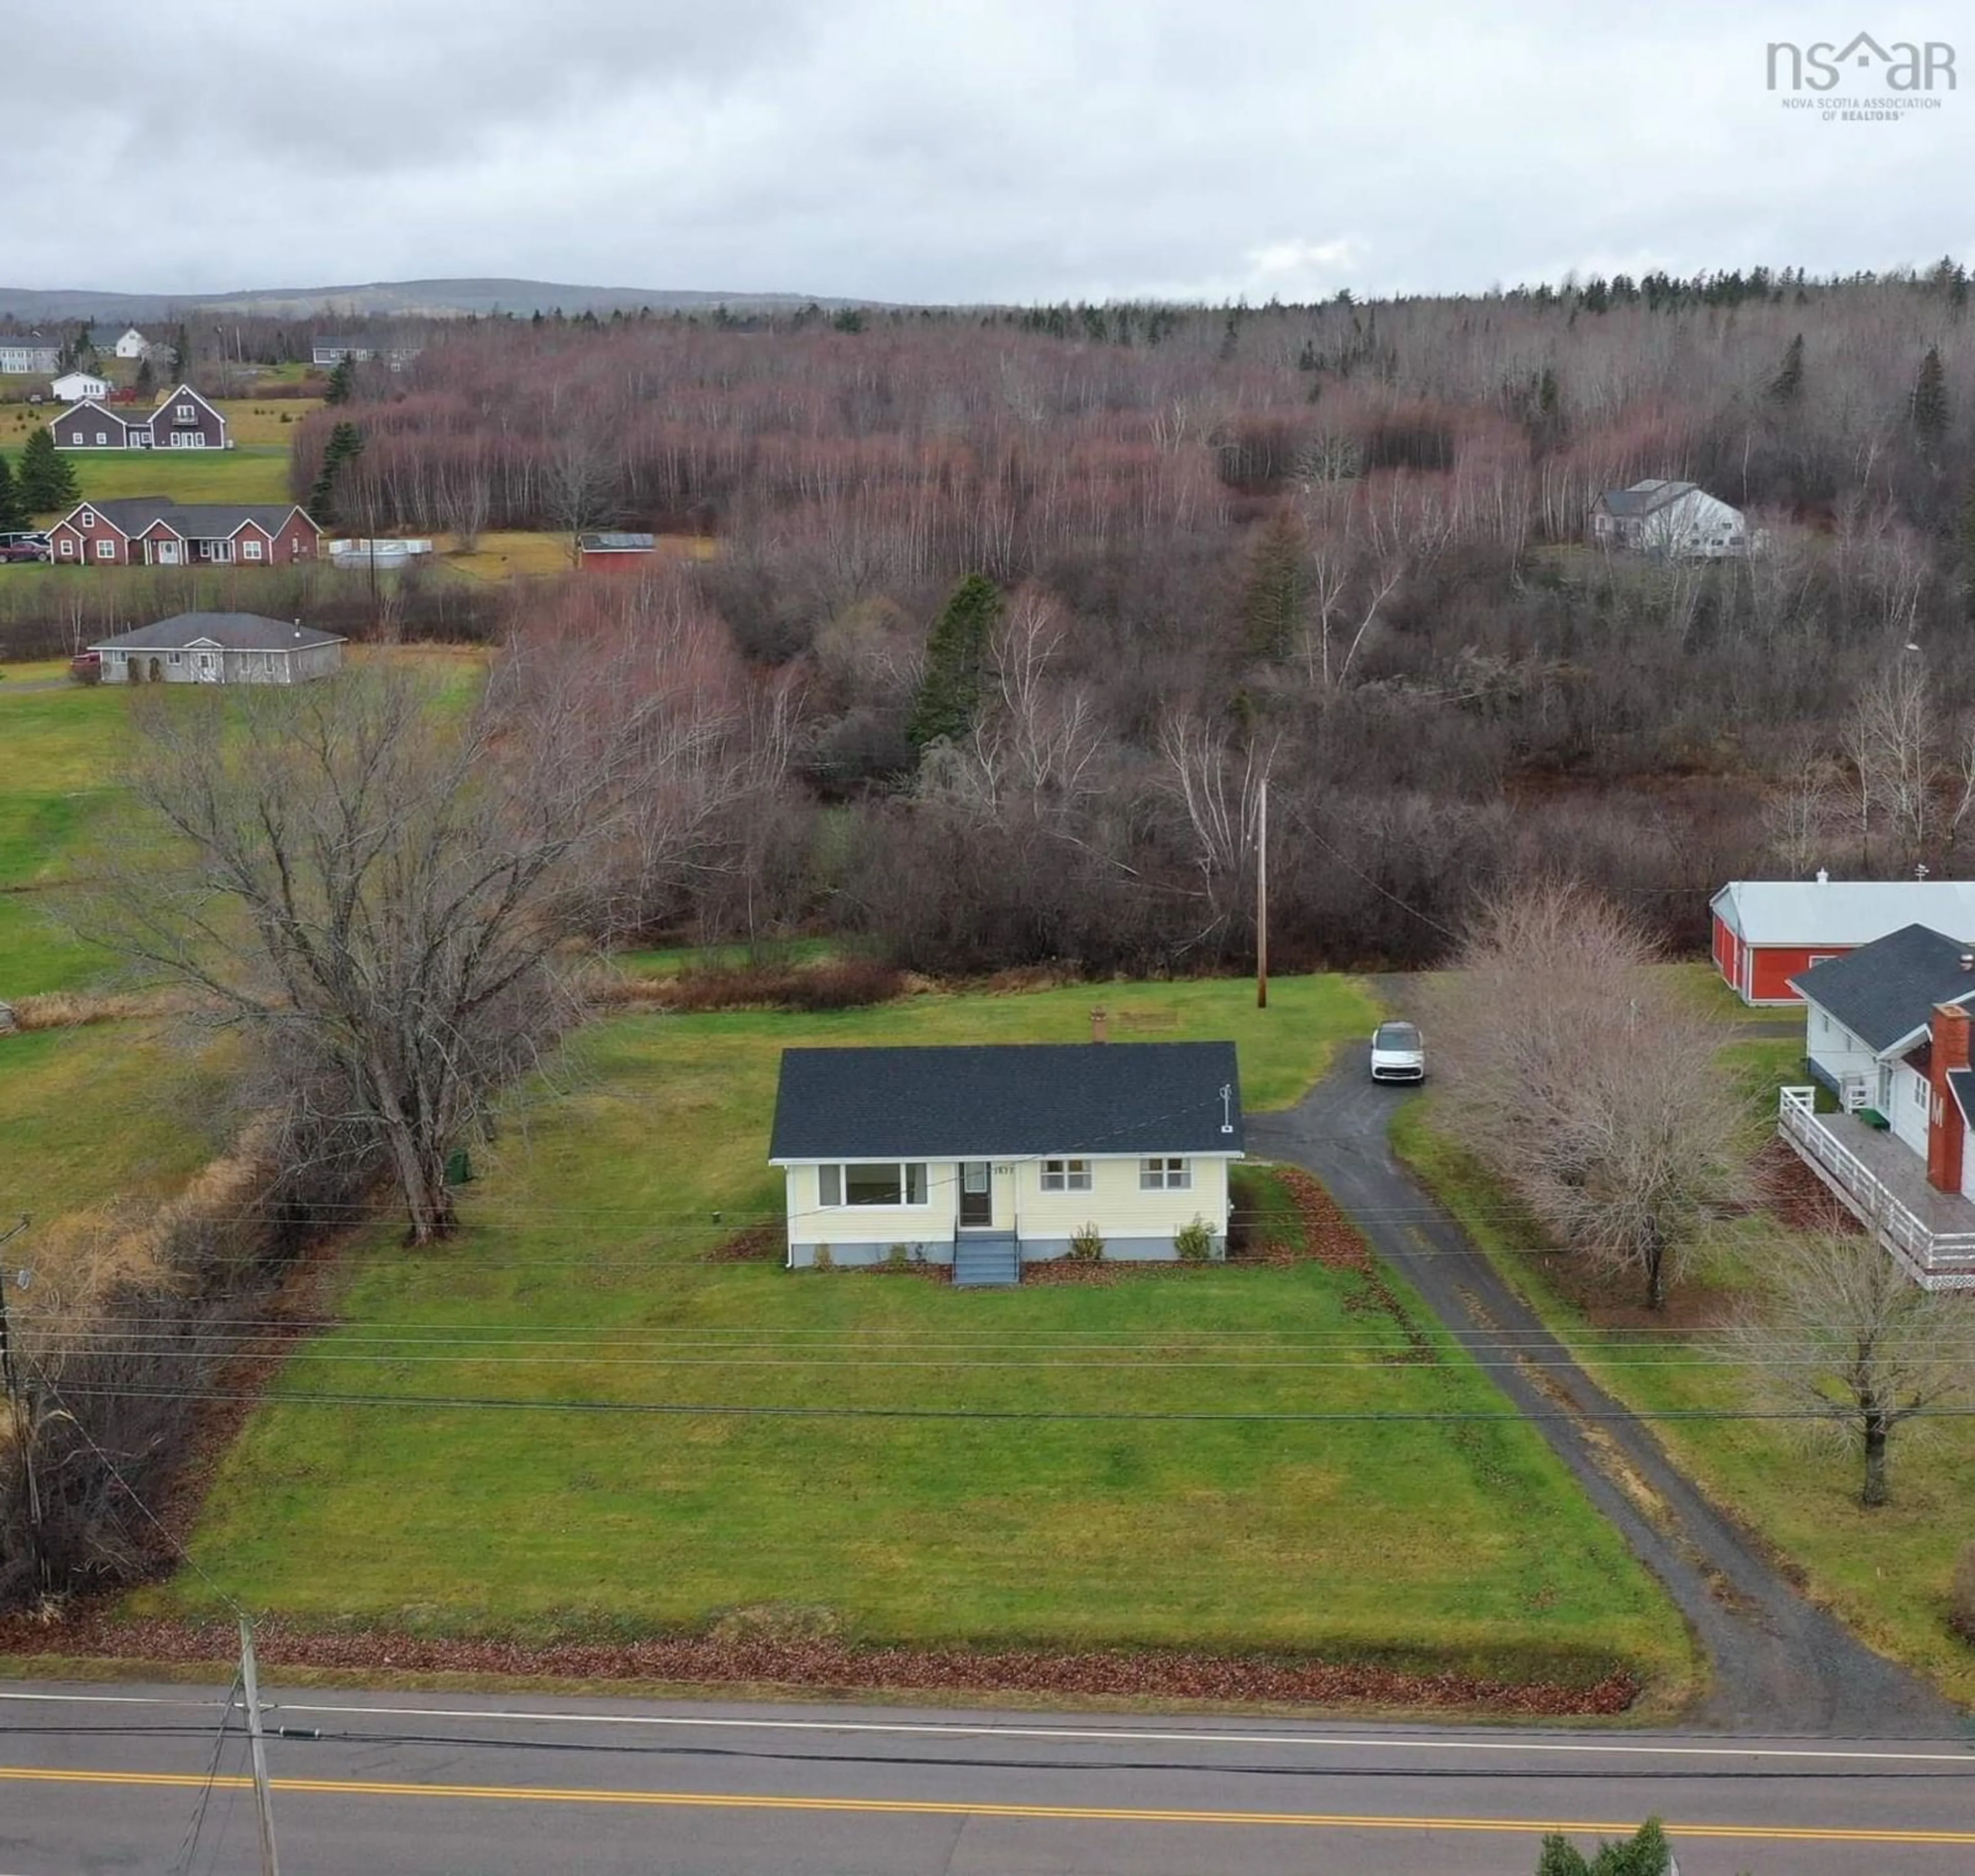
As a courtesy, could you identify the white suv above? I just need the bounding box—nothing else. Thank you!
[1369,1020,1425,1083]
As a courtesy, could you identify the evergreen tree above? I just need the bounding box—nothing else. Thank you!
[16,427,80,512]
[1767,332,1805,406]
[1241,509,1308,661]
[0,454,28,532]
[134,354,156,402]
[1533,1817,1671,1876]
[907,573,1003,750]
[324,354,357,406]
[1960,485,1975,622]
[307,421,365,526]
[1911,345,1950,446]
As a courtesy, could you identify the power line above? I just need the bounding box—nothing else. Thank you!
[48,1382,1975,1424]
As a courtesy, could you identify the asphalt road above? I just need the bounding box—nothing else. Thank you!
[1247,1050,1962,1738]
[3,1682,1972,1874]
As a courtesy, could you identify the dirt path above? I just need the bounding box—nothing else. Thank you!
[1247,1058,1960,1736]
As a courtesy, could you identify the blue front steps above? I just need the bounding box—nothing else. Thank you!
[953,1233,1021,1288]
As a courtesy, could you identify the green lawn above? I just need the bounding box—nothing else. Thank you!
[0,1024,222,1228]
[154,981,1689,1694]
[0,669,132,995]
[1392,1091,1975,1711]
[0,441,294,517]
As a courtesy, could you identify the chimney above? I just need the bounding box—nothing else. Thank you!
[1962,954,1974,973]
[1815,867,1829,885]
[1090,1006,1108,1045]
[1926,1002,1972,1195]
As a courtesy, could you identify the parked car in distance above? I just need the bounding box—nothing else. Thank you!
[0,540,50,564]
[67,651,101,682]
[1369,1020,1426,1083]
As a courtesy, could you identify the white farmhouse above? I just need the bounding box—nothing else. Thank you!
[1590,480,1750,558]
[51,370,111,404]
[113,327,151,359]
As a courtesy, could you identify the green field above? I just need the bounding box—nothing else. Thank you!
[1393,1077,1975,1711]
[0,664,130,994]
[149,980,1689,1692]
[0,442,294,515]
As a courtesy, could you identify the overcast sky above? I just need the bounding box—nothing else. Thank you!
[10,0,1972,302]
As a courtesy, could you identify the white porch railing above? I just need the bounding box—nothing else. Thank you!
[1778,1088,1975,1291]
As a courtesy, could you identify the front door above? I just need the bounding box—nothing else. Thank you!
[959,1162,992,1228]
[194,652,220,684]
[155,539,180,565]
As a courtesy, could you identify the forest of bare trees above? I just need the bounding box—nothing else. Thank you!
[103,273,1975,968]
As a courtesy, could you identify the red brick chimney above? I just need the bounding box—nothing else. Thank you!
[1926,1001,1972,1194]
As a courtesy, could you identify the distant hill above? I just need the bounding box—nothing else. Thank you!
[0,278,870,321]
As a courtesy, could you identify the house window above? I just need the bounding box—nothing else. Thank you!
[1041,1159,1092,1192]
[176,403,194,421]
[58,538,74,557]
[79,509,94,526]
[1139,1157,1192,1191]
[1916,1074,1928,1108]
[95,431,107,445]
[168,652,182,665]
[69,431,85,444]
[94,540,115,561]
[817,1163,928,1207]
[243,538,264,561]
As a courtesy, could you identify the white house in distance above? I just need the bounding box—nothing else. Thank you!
[50,369,110,404]
[768,1037,1244,1285]
[1590,480,1750,558]
[113,327,151,359]
[90,612,346,686]
[1779,925,1975,1289]
[1711,874,1975,1005]
[0,333,62,374]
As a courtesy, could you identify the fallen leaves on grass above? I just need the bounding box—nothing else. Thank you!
[0,1610,1641,1717]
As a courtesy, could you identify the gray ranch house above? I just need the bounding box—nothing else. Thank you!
[769,1040,1244,1286]
[91,613,346,685]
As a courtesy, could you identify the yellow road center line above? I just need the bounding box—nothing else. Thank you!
[5,1765,1975,1845]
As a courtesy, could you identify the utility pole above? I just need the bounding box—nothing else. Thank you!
[239,1618,282,1876]
[1255,773,1269,1009]
[0,1216,46,1594]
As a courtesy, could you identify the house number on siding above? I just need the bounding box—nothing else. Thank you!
[993,1164,1014,1174]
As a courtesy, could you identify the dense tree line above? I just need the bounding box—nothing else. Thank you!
[73,273,1975,968]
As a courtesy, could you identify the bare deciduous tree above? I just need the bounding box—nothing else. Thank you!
[1725,1230,1970,1506]
[1426,879,1750,1309]
[88,666,638,1243]
[542,431,620,565]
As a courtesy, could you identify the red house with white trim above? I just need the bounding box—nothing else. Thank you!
[1712,876,1975,1005]
[46,497,321,568]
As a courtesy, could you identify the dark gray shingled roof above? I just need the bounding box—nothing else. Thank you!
[91,613,345,653]
[1949,1068,1975,1132]
[1596,478,1697,517]
[1790,924,1975,1053]
[67,497,315,539]
[769,1042,1244,1161]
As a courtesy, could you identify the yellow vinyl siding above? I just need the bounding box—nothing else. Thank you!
[785,1161,957,1245]
[1019,1155,1231,1241]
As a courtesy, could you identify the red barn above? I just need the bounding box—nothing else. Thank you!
[1711,876,1975,1005]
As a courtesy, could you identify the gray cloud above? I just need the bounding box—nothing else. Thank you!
[7,0,1971,300]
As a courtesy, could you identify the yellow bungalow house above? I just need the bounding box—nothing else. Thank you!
[768,1040,1244,1286]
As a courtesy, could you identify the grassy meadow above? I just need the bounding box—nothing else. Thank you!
[148,979,1689,1693]
[1393,1053,1975,1711]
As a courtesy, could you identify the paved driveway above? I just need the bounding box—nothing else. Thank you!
[1248,1058,1960,1736]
